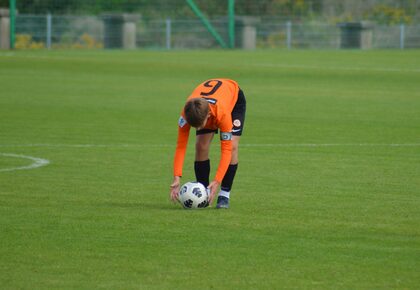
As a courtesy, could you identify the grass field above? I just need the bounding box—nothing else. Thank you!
[0,49,419,289]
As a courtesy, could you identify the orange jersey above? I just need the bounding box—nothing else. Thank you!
[173,79,240,183]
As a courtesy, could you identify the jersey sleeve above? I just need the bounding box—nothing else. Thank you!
[173,115,190,177]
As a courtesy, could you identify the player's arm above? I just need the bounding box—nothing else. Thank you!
[170,116,190,202]
[215,134,233,182]
[208,116,233,203]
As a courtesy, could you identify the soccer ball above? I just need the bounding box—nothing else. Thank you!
[178,182,209,209]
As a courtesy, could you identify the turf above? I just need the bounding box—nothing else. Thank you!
[0,49,419,289]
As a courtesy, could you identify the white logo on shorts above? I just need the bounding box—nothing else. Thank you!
[233,119,241,127]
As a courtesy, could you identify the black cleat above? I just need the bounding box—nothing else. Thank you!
[216,196,229,209]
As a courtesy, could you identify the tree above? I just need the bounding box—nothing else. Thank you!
[0,0,8,8]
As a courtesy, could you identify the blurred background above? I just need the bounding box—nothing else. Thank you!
[0,0,420,50]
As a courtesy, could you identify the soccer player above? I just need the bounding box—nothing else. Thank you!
[169,79,246,209]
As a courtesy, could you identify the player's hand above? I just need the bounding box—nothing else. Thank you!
[207,180,220,205]
[170,176,181,203]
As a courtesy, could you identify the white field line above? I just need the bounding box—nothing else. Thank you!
[253,63,420,73]
[0,153,50,172]
[241,143,420,147]
[1,144,416,171]
[0,144,173,148]
[0,143,419,148]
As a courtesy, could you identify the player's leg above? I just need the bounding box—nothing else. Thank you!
[194,130,215,188]
[220,135,240,189]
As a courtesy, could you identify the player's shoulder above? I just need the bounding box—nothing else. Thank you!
[199,78,237,86]
[212,78,238,86]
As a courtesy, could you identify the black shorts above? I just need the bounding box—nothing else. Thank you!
[196,88,246,136]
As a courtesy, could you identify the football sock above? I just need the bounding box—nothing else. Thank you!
[194,159,210,188]
[218,190,230,199]
[220,163,238,197]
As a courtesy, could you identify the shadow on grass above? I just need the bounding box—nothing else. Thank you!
[95,200,224,212]
[95,200,180,211]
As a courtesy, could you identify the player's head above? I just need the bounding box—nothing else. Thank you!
[184,98,210,128]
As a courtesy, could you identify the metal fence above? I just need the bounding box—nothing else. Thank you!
[13,14,420,50]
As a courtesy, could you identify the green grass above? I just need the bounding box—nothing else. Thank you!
[0,49,419,289]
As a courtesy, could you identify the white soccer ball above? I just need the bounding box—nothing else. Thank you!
[178,182,209,209]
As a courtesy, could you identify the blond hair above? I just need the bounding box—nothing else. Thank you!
[184,98,209,128]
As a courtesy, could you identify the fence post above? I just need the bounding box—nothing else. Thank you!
[0,9,10,49]
[46,13,52,49]
[399,23,405,49]
[186,0,227,48]
[166,18,171,50]
[9,0,15,49]
[286,21,292,49]
[228,0,235,48]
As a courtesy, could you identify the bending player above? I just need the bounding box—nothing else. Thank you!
[169,79,246,209]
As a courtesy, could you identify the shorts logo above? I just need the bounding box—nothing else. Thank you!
[220,132,232,141]
[178,116,187,128]
[233,119,241,127]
